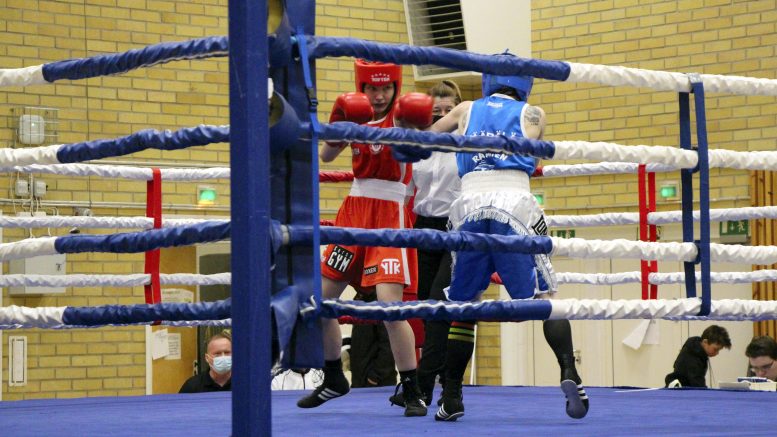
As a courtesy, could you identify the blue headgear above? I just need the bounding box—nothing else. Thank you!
[481,53,534,101]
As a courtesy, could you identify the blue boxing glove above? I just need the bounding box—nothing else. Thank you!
[390,144,432,163]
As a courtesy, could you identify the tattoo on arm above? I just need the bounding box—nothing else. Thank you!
[525,106,542,127]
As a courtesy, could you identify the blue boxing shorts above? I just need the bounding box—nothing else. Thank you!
[447,170,557,302]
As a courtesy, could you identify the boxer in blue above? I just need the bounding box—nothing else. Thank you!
[429,54,589,422]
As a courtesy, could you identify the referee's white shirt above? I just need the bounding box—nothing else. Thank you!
[411,151,461,218]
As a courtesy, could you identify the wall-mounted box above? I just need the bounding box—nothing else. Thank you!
[8,254,67,295]
[403,0,531,84]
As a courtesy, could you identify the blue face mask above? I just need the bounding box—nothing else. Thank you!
[211,355,232,374]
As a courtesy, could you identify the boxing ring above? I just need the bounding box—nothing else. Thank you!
[3,0,777,435]
[3,387,777,436]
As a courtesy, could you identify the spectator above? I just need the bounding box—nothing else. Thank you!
[665,325,732,388]
[745,335,777,381]
[179,333,232,393]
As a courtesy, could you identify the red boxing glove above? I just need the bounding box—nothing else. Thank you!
[326,92,373,149]
[393,92,433,129]
[329,92,374,124]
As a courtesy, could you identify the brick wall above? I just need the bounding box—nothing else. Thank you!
[531,0,775,216]
[1,0,230,400]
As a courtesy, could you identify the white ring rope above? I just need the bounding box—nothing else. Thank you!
[6,269,776,288]
[0,205,765,230]
[0,237,58,261]
[9,269,774,288]
[2,150,771,183]
[550,298,777,321]
[5,51,777,96]
[552,238,697,262]
[552,237,777,265]
[547,206,777,228]
[0,216,225,229]
[0,305,66,329]
[0,227,774,266]
[0,317,232,330]
[552,141,699,168]
[4,298,777,329]
[4,135,777,175]
[2,164,230,181]
[540,162,677,177]
[0,273,231,288]
[558,270,777,286]
[0,65,45,87]
[548,142,777,172]
[0,145,61,167]
[567,62,777,96]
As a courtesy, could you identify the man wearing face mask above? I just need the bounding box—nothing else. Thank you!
[179,333,232,393]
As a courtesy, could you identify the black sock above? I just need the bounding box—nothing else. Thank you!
[323,358,348,388]
[399,369,418,386]
[543,319,580,384]
[443,321,476,388]
[324,358,342,374]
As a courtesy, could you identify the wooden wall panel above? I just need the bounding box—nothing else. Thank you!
[752,171,777,339]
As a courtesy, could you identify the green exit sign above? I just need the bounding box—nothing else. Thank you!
[659,185,677,199]
[552,229,576,238]
[720,220,749,236]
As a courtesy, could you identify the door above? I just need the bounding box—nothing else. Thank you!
[151,245,199,394]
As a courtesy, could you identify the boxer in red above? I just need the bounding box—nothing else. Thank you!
[297,60,433,417]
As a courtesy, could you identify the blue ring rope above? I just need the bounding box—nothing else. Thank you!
[42,36,229,83]
[288,224,554,254]
[56,125,229,163]
[54,298,554,327]
[55,221,230,254]
[62,299,231,326]
[309,36,572,82]
[49,221,551,258]
[318,123,557,158]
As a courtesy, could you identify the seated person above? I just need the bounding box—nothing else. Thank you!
[179,333,232,393]
[665,325,731,388]
[746,335,777,381]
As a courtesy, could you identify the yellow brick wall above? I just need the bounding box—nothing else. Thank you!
[531,0,775,216]
[1,0,230,400]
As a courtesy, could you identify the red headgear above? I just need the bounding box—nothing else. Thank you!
[354,59,402,96]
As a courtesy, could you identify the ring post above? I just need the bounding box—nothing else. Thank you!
[648,171,658,299]
[638,164,649,300]
[678,91,697,299]
[229,0,271,435]
[689,74,712,316]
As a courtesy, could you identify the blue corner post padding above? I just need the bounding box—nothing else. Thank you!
[268,0,323,371]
